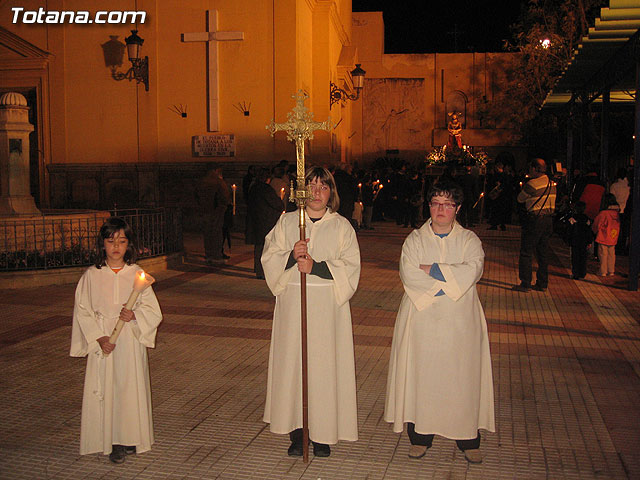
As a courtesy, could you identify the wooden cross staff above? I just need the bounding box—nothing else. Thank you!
[267,90,334,462]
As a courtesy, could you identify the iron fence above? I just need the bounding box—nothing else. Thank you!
[0,208,182,271]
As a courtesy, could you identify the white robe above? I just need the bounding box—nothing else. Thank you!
[262,209,360,444]
[70,264,162,455]
[384,220,495,439]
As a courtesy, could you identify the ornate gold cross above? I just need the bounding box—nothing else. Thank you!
[266,90,334,211]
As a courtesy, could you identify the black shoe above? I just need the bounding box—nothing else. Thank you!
[532,284,546,292]
[312,442,331,457]
[287,441,303,457]
[109,445,126,464]
[512,283,531,292]
[124,445,136,455]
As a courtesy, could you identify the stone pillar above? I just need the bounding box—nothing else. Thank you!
[0,92,40,216]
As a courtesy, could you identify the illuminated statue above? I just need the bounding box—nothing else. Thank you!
[447,112,463,149]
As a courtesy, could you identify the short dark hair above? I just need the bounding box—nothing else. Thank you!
[95,217,137,268]
[305,166,340,213]
[603,193,619,208]
[427,179,464,206]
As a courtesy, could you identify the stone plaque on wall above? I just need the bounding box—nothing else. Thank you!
[192,135,235,157]
[362,78,426,160]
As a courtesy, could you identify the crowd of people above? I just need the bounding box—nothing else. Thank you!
[73,158,633,465]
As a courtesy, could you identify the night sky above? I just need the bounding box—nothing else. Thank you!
[352,0,526,54]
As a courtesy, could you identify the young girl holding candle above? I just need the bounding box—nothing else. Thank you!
[70,217,162,464]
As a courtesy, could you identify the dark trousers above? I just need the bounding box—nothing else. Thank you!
[203,214,225,260]
[571,245,588,278]
[254,241,265,277]
[289,428,327,447]
[407,423,480,450]
[518,214,553,288]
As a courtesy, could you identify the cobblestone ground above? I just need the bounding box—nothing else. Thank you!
[0,220,638,479]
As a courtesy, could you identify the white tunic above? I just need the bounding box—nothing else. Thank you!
[262,209,360,444]
[384,220,495,439]
[70,264,162,455]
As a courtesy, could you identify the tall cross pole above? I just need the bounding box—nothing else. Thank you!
[267,90,333,463]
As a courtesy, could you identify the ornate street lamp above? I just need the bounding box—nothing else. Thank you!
[330,64,366,108]
[112,30,149,91]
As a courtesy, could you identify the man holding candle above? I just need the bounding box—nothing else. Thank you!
[196,163,230,265]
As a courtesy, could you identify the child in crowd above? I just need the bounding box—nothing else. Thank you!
[567,201,593,280]
[70,217,162,463]
[592,194,621,277]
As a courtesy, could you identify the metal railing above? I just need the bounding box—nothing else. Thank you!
[0,208,182,271]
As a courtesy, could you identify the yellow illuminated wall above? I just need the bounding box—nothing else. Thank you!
[0,0,357,174]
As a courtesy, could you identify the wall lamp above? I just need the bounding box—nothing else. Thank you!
[329,64,366,108]
[112,30,149,91]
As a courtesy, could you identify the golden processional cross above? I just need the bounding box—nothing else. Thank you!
[266,90,334,463]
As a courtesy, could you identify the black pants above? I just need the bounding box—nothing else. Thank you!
[518,214,553,288]
[571,245,588,278]
[203,214,225,260]
[407,423,480,450]
[289,428,328,447]
[254,241,265,277]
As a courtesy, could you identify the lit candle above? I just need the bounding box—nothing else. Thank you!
[280,187,285,201]
[106,271,156,354]
[232,184,237,215]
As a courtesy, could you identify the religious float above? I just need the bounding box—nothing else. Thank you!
[424,112,489,176]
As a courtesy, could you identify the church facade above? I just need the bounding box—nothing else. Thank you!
[0,2,519,212]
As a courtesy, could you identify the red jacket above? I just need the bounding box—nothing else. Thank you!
[592,208,620,246]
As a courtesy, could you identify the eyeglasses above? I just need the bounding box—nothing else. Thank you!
[429,202,457,210]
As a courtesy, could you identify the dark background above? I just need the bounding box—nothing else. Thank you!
[352,0,526,53]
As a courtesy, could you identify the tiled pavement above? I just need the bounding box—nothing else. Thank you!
[0,220,639,479]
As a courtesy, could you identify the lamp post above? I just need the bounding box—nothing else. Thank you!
[112,30,149,91]
[330,64,366,108]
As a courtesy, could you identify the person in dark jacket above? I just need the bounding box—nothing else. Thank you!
[248,167,284,279]
[333,164,358,228]
[196,164,230,265]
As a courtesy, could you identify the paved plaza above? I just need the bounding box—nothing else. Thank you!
[0,220,639,479]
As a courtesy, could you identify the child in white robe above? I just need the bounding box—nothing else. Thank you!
[70,217,162,464]
[262,166,361,458]
[385,179,495,464]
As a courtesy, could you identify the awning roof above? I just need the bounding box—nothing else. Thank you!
[542,0,639,108]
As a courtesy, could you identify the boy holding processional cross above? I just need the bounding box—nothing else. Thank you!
[261,166,361,458]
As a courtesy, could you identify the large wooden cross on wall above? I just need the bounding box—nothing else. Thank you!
[182,10,244,132]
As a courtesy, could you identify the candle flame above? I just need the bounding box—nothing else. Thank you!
[480,192,484,196]
[140,271,146,280]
